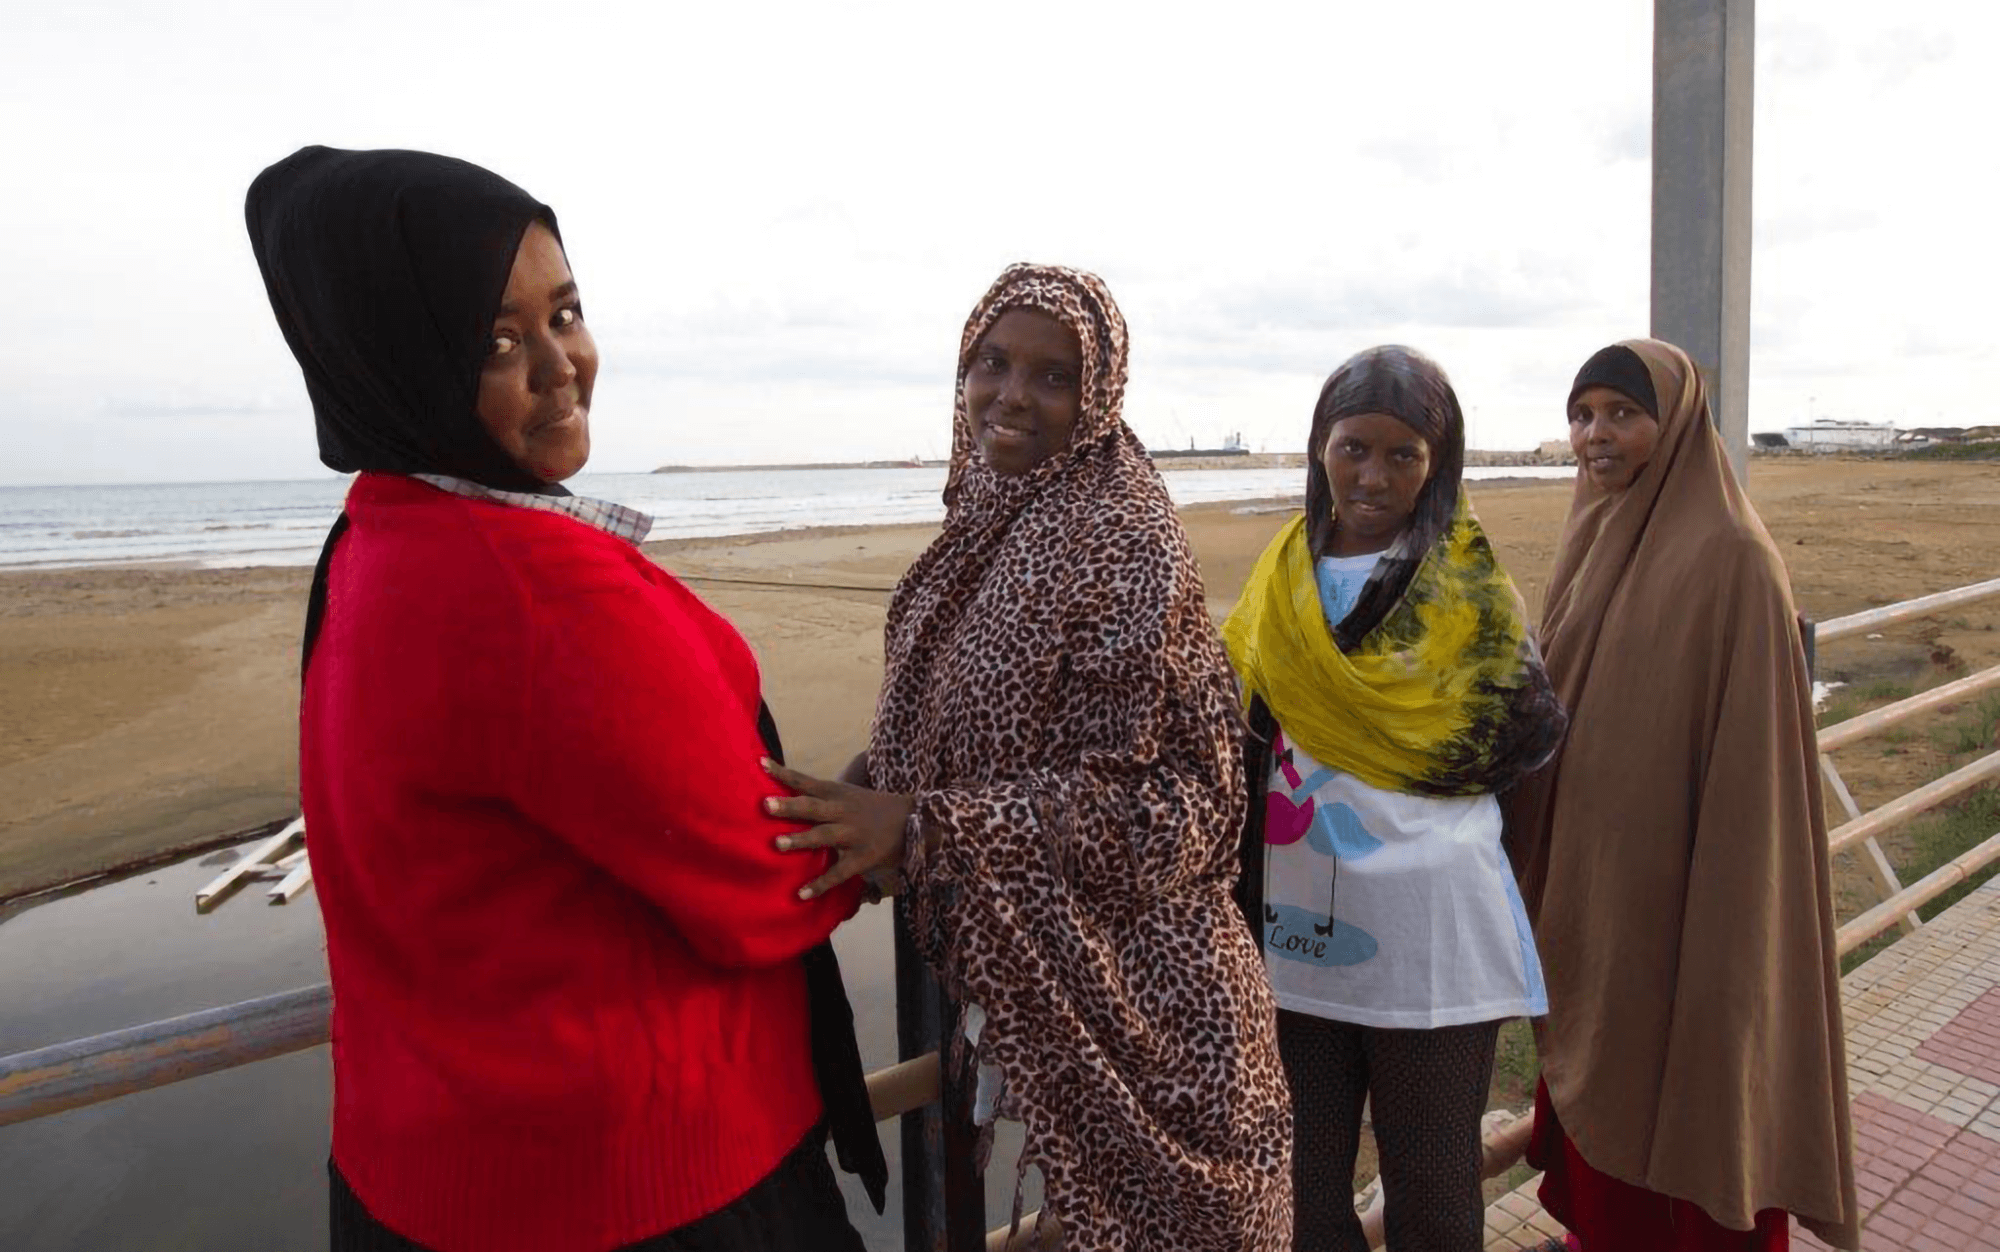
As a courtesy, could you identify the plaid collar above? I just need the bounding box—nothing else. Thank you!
[411,474,654,546]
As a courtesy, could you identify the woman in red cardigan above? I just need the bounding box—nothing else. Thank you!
[246,146,882,1252]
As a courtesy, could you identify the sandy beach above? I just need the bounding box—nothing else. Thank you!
[2,458,1997,905]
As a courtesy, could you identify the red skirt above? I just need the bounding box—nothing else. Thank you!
[1529,1081,1790,1252]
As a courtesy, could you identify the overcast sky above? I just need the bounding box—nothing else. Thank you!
[3,1,1993,486]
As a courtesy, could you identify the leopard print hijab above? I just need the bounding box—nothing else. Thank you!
[871,264,1293,1250]
[939,263,1132,508]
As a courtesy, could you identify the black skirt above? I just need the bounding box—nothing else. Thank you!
[329,1124,867,1252]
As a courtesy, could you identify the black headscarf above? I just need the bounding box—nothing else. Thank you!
[1567,343,1659,419]
[247,146,563,674]
[248,145,560,490]
[1303,344,1468,650]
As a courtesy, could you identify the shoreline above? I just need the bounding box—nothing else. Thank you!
[648,450,1580,473]
[0,474,1580,582]
[0,469,1577,578]
[5,460,1997,905]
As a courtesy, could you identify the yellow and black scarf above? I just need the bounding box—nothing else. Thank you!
[1224,493,1564,797]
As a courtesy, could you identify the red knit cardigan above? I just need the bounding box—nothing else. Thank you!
[303,473,859,1252]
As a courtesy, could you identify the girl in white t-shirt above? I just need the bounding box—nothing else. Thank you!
[1224,345,1566,1250]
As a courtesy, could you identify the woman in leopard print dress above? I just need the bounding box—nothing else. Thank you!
[767,263,1292,1250]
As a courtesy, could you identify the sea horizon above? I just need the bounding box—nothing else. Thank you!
[0,464,1578,572]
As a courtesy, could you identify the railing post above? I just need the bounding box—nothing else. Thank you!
[896,895,945,1252]
[941,1032,987,1252]
[896,896,986,1252]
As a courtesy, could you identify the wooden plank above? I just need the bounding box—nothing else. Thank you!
[1817,577,2000,644]
[1818,664,2000,753]
[266,861,314,906]
[193,819,303,914]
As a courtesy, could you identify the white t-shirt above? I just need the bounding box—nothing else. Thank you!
[1258,553,1546,1029]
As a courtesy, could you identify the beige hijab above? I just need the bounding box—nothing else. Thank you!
[1507,340,1859,1247]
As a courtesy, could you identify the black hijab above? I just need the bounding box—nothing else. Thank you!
[1567,343,1660,418]
[1303,344,1468,650]
[247,146,563,673]
[248,145,559,490]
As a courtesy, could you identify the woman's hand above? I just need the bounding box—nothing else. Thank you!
[763,758,914,901]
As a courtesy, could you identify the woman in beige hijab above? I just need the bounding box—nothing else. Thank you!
[1506,340,1859,1251]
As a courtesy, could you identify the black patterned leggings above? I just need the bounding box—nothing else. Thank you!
[1276,1009,1502,1252]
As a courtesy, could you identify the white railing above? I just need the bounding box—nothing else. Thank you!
[1815,580,2000,951]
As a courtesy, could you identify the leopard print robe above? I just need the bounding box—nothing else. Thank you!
[871,264,1293,1251]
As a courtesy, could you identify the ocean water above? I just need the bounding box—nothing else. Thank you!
[0,465,1576,571]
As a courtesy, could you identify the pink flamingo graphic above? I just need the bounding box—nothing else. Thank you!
[1265,732,1316,846]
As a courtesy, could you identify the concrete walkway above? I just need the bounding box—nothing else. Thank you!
[1483,875,2000,1251]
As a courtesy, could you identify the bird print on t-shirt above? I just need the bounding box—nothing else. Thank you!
[1264,731,1381,967]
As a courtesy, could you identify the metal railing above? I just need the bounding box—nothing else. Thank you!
[1813,581,2000,952]
[6,575,1998,1249]
[0,967,1533,1252]
[1815,577,2000,645]
[0,985,939,1133]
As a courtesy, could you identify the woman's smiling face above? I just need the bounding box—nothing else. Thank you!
[475,222,597,483]
[963,308,1082,475]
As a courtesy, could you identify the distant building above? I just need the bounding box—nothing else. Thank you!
[1782,419,1899,451]
[1151,431,1250,460]
[1905,427,1969,444]
[1752,432,1791,449]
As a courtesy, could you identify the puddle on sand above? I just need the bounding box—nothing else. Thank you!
[0,841,332,1251]
[0,842,1042,1249]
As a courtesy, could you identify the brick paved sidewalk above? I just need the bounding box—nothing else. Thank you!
[1482,876,2000,1251]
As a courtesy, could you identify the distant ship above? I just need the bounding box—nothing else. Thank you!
[1151,431,1251,459]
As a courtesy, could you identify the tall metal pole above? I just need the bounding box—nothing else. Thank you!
[1652,0,1755,480]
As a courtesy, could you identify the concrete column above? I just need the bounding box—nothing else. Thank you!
[1652,0,1754,480]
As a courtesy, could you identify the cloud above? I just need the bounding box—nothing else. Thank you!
[97,397,294,420]
[1596,115,1650,165]
[1764,19,1840,77]
[1208,263,1595,337]
[609,332,941,389]
[1857,26,1956,84]
[0,0,1988,483]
